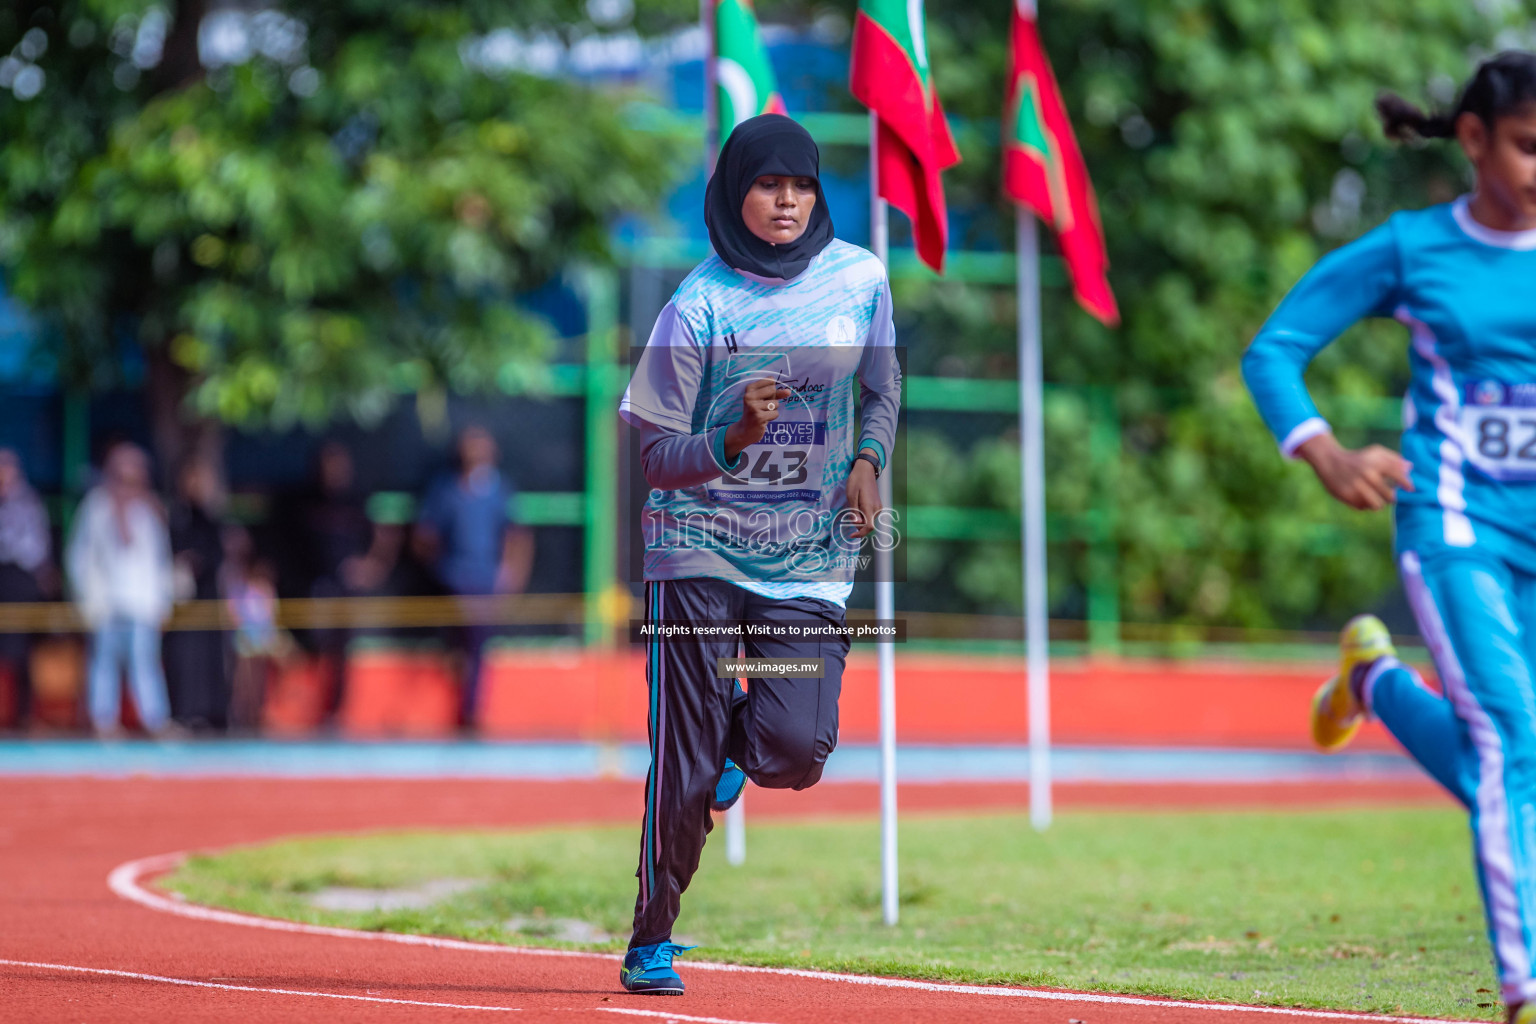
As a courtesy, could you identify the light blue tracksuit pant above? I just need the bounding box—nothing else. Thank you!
[1366,546,1536,1006]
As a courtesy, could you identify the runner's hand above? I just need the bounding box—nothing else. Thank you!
[724,379,791,462]
[1297,433,1414,511]
[844,454,881,539]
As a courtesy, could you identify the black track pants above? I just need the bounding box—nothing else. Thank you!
[630,577,848,948]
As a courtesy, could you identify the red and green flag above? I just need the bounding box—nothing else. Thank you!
[715,0,786,133]
[849,0,960,273]
[1004,0,1118,325]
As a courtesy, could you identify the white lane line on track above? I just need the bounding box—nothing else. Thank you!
[110,852,1476,1024]
[0,958,521,1011]
[109,853,618,959]
[0,958,780,1023]
[592,1009,777,1024]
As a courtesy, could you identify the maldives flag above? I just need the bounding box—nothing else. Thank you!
[1004,1,1118,325]
[850,0,960,273]
[716,0,786,132]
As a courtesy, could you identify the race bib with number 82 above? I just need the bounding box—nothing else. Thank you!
[1462,380,1536,481]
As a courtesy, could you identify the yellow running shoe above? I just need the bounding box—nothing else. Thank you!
[1310,615,1395,752]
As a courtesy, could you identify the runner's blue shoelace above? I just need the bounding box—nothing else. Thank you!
[635,942,695,971]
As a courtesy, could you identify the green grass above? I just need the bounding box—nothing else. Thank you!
[165,808,1500,1020]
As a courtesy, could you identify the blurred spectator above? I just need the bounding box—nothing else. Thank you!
[415,426,533,726]
[0,448,54,726]
[272,441,371,712]
[66,443,178,739]
[223,529,287,733]
[295,441,373,597]
[340,520,414,601]
[164,457,230,731]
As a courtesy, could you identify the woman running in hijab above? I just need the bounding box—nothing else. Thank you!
[616,113,901,995]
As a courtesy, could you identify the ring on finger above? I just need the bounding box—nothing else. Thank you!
[767,402,776,411]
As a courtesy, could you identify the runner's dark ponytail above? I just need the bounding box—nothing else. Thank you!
[1375,94,1456,141]
[1377,50,1536,142]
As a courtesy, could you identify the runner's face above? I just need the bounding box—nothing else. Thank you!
[741,175,817,245]
[1462,104,1536,228]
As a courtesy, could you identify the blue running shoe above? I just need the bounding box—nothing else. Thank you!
[619,941,695,995]
[711,758,746,812]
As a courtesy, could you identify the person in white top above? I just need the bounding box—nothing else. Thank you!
[67,442,176,738]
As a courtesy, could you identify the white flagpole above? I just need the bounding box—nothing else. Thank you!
[703,0,748,866]
[1017,212,1052,831]
[725,788,746,865]
[869,111,899,927]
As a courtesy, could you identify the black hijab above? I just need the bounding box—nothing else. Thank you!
[705,114,835,280]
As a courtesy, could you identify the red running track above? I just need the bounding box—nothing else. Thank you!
[1,776,1470,1024]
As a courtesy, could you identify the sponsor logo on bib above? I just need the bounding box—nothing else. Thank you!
[1472,379,1506,406]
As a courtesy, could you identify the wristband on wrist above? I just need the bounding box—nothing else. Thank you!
[853,451,881,478]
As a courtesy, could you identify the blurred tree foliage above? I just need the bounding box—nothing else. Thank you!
[0,0,678,465]
[890,0,1533,630]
